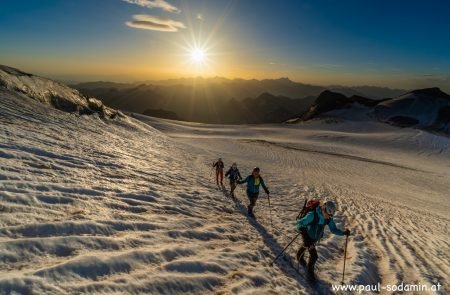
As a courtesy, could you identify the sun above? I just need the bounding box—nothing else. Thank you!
[178,35,216,72]
[188,47,207,66]
[190,47,206,64]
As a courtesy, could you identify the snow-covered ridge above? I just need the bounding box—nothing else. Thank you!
[0,65,121,118]
[290,88,450,135]
[374,88,450,133]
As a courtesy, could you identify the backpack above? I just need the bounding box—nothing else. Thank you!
[296,199,329,241]
[296,199,321,221]
[231,169,239,180]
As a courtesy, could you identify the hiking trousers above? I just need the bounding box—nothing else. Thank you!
[246,191,259,209]
[216,169,223,184]
[297,229,318,273]
[230,180,237,195]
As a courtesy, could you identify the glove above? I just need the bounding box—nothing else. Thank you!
[344,229,351,236]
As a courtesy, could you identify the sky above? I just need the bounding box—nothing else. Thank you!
[1,0,449,91]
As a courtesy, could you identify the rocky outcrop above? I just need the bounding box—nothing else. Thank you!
[0,65,123,119]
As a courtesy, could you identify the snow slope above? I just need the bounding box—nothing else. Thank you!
[374,88,450,133]
[292,87,450,134]
[1,76,314,294]
[1,68,449,294]
[139,115,450,294]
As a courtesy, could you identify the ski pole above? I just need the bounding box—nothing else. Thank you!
[296,199,307,220]
[267,193,273,228]
[341,234,349,284]
[270,232,300,266]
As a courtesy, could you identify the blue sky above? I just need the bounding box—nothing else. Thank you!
[0,0,449,90]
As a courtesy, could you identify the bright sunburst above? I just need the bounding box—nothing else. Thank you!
[177,21,223,73]
[190,48,206,64]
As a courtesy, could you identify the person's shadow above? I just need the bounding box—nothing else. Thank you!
[219,186,334,295]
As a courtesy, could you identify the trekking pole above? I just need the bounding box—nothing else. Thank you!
[341,234,349,284]
[270,232,300,266]
[267,194,273,228]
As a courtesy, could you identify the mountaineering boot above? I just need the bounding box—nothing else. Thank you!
[306,265,317,283]
[306,248,318,282]
[296,247,307,267]
[307,267,316,282]
[247,205,255,218]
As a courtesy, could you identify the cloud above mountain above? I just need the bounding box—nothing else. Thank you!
[123,0,180,13]
[126,14,186,32]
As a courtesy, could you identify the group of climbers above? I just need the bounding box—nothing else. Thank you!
[212,157,351,282]
[213,159,269,218]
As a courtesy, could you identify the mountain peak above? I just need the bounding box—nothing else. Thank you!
[409,87,450,100]
[0,65,32,77]
[299,90,350,120]
[273,77,293,83]
[257,92,276,98]
[316,90,348,103]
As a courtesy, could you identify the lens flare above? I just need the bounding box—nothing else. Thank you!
[190,48,206,64]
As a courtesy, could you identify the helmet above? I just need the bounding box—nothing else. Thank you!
[253,167,260,173]
[232,163,237,168]
[323,201,336,216]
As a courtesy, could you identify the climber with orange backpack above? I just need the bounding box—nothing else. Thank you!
[295,200,350,281]
[271,199,350,282]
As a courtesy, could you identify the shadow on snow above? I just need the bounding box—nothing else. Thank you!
[218,185,333,295]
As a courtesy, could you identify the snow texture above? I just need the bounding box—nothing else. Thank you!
[375,91,450,132]
[0,65,120,118]
[1,69,449,294]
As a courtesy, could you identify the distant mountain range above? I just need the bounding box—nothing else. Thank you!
[73,77,406,124]
[1,64,448,134]
[74,77,406,100]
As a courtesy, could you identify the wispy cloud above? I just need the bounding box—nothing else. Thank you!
[414,73,450,80]
[123,0,180,13]
[268,61,286,66]
[126,14,186,32]
[314,63,341,69]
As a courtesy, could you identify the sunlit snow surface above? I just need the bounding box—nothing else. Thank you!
[1,85,449,294]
